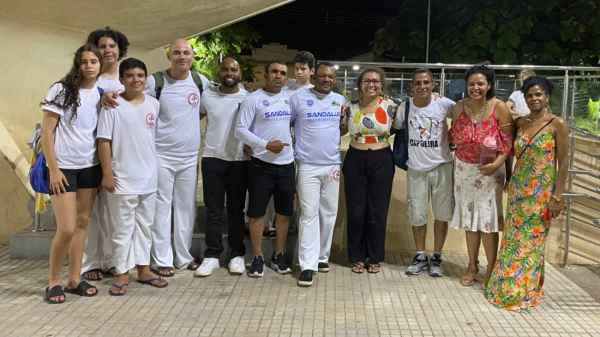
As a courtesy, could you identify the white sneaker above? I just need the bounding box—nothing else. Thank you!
[195,258,220,277]
[228,256,246,275]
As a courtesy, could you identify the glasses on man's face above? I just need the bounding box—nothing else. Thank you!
[362,79,382,85]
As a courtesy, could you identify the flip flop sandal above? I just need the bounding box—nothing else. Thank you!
[45,285,65,304]
[82,269,103,281]
[137,277,168,288]
[187,262,200,271]
[64,281,98,297]
[108,283,129,296]
[153,267,175,277]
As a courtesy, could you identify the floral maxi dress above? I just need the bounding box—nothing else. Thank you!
[486,129,556,313]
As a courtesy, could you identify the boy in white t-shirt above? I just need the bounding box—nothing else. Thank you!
[97,58,168,296]
[392,69,455,278]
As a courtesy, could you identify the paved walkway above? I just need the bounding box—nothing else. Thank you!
[0,246,599,336]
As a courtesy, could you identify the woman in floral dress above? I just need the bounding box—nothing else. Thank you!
[449,64,515,288]
[486,76,569,312]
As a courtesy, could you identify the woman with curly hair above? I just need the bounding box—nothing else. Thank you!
[340,68,398,274]
[81,27,129,281]
[42,44,103,303]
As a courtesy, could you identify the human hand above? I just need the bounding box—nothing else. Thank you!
[101,172,116,193]
[479,163,500,176]
[49,168,69,195]
[244,144,254,157]
[266,140,290,154]
[101,92,120,109]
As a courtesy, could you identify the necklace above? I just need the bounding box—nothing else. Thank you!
[469,99,488,141]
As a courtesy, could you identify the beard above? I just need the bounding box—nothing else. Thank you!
[220,77,240,88]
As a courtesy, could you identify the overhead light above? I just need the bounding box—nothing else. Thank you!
[334,65,339,70]
[353,65,359,70]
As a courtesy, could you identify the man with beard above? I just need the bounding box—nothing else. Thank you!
[290,62,345,286]
[195,58,249,277]
[235,61,294,277]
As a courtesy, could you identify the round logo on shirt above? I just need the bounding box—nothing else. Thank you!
[262,100,270,107]
[145,113,156,128]
[188,93,200,107]
[332,170,340,182]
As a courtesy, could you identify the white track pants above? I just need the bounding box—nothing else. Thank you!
[297,162,340,271]
[107,192,155,275]
[81,189,113,273]
[151,154,198,269]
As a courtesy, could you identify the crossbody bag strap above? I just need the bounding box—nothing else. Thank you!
[516,117,556,162]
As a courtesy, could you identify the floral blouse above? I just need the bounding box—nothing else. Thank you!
[449,100,513,164]
[341,98,398,143]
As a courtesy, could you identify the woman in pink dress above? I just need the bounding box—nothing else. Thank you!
[449,64,515,288]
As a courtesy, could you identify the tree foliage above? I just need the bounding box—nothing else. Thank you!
[372,0,600,65]
[189,22,260,82]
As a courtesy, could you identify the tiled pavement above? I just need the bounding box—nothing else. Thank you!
[0,246,599,337]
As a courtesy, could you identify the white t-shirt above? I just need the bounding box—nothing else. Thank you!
[41,83,101,169]
[96,74,124,94]
[97,95,160,194]
[508,90,529,117]
[200,86,249,161]
[144,71,211,158]
[392,96,454,171]
[235,88,294,165]
[291,88,345,165]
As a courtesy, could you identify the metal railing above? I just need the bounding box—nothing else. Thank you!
[328,61,600,267]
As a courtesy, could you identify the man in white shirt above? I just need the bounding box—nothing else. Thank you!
[97,58,168,295]
[145,39,211,276]
[392,69,455,278]
[195,58,249,277]
[291,62,345,286]
[235,61,294,277]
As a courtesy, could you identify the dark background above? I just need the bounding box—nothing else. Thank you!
[246,0,405,61]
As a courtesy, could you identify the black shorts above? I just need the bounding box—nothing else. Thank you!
[47,164,102,195]
[246,157,295,218]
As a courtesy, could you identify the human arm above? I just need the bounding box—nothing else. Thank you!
[547,117,569,220]
[480,100,515,176]
[41,110,68,195]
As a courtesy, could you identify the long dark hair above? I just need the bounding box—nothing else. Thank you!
[40,44,103,124]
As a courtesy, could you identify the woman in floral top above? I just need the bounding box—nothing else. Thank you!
[486,76,568,312]
[340,68,398,274]
[449,64,515,288]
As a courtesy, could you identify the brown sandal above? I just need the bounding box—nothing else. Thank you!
[351,262,365,274]
[367,263,381,274]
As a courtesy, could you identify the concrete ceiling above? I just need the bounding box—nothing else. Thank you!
[2,0,294,50]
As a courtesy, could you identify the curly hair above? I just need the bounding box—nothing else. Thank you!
[40,44,103,124]
[86,26,129,60]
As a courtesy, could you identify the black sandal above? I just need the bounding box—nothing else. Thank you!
[45,285,65,304]
[64,281,98,297]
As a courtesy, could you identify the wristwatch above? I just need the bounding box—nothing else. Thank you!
[551,195,562,203]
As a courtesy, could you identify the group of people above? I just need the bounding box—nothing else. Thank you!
[39,26,567,314]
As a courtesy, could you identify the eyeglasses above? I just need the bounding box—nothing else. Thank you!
[362,79,382,85]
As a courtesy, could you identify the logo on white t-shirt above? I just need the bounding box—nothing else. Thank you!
[145,113,156,128]
[332,170,340,182]
[188,93,199,107]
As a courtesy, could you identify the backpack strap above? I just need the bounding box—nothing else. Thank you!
[190,72,204,95]
[152,71,165,100]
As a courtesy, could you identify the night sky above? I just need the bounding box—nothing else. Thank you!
[246,0,405,61]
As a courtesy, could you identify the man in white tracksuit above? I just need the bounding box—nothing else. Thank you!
[145,39,210,276]
[290,62,345,286]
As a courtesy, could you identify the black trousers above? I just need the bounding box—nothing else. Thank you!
[202,158,248,259]
[342,146,395,264]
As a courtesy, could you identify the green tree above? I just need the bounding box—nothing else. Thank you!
[189,22,260,82]
[372,0,600,65]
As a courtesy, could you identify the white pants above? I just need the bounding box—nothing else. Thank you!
[107,192,155,275]
[81,189,113,273]
[151,154,198,269]
[297,162,340,271]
